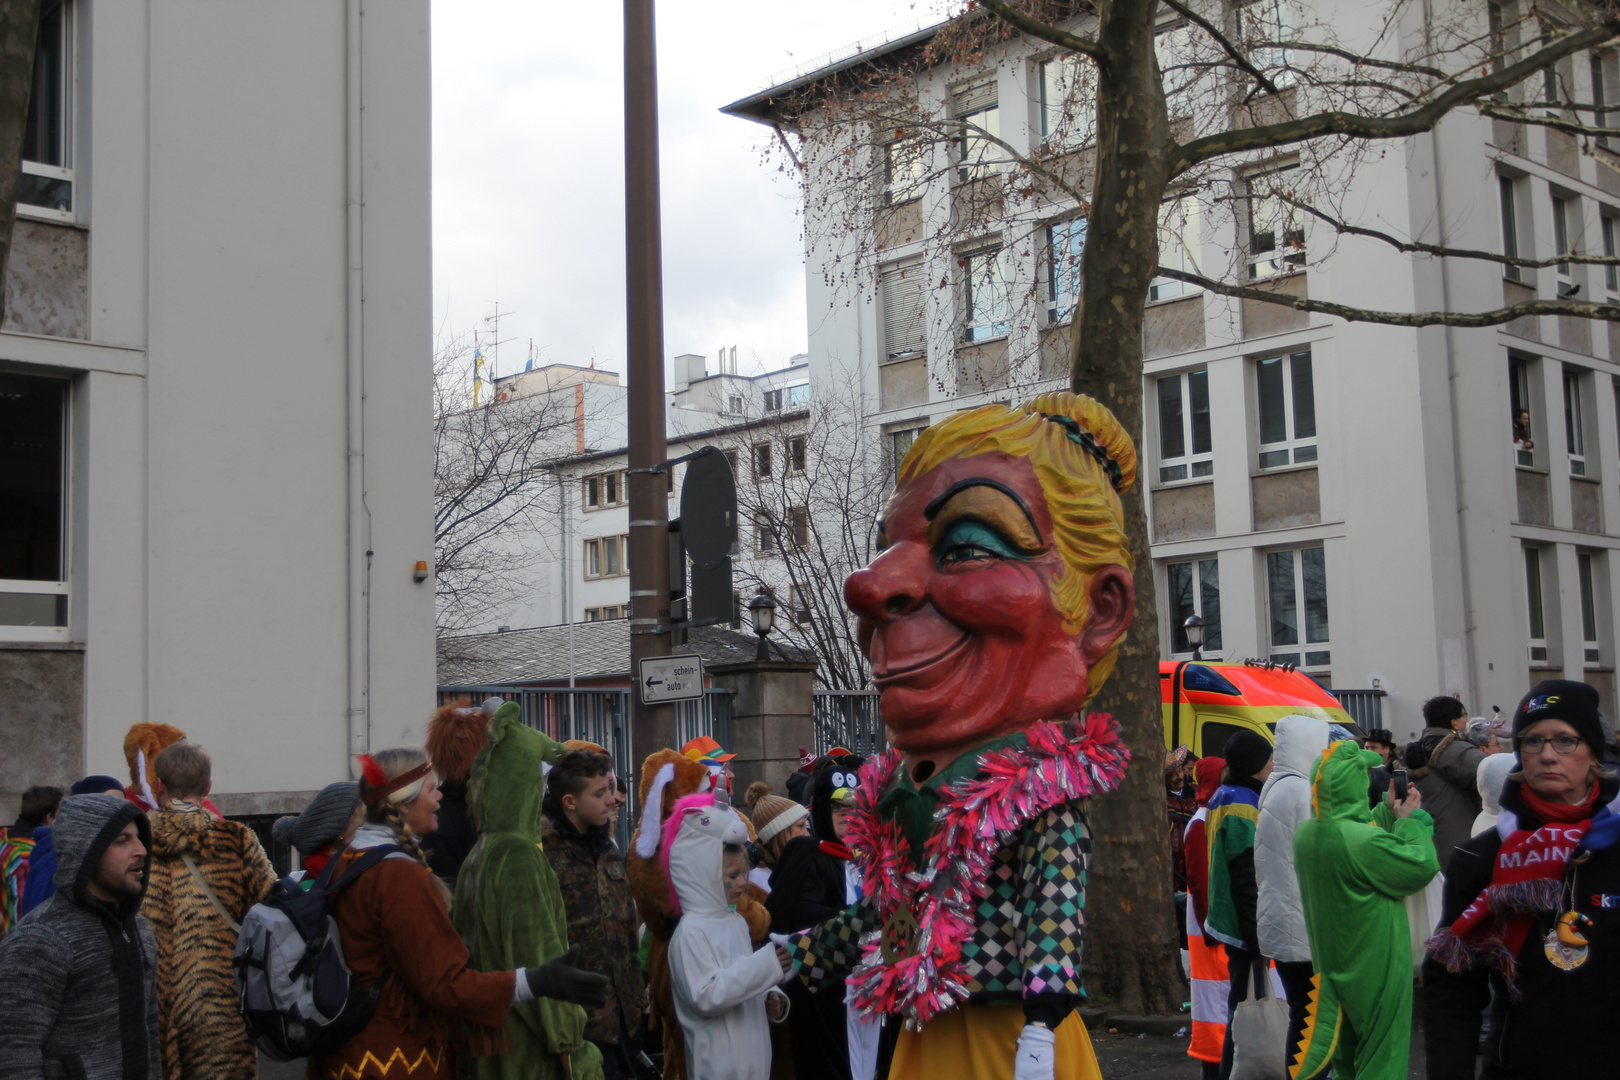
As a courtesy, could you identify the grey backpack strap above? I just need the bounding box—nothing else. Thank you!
[181,852,242,933]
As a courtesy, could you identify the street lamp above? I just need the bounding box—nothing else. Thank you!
[749,593,777,661]
[1183,614,1206,662]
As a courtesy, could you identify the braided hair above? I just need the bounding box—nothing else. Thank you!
[358,747,433,868]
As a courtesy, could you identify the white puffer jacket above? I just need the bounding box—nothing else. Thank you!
[1256,715,1331,962]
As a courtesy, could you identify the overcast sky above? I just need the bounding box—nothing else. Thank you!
[430,1,943,383]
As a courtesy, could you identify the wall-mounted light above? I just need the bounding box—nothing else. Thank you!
[413,560,429,584]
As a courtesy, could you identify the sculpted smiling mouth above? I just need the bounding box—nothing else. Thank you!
[872,632,971,686]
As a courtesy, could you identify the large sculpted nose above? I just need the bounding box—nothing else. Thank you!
[845,541,929,624]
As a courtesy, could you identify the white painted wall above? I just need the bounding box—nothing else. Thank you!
[1,0,436,808]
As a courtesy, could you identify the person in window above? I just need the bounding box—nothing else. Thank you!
[1512,408,1534,452]
[1424,680,1620,1079]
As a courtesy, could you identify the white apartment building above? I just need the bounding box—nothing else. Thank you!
[2,2,435,817]
[461,354,813,639]
[724,4,1620,740]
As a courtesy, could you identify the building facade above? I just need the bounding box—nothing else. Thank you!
[723,1,1620,740]
[1,1,435,817]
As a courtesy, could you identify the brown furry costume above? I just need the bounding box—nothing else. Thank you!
[144,804,277,1079]
[122,724,221,816]
[628,749,773,1080]
[422,699,490,884]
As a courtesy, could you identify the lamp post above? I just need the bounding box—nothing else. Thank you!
[749,593,776,661]
[1183,614,1205,662]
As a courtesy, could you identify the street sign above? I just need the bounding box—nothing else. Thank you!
[638,653,705,704]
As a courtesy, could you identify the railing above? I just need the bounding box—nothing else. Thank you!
[436,684,736,850]
[1333,688,1387,730]
[813,690,886,758]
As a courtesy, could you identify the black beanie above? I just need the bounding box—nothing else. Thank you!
[1224,730,1273,779]
[1513,679,1605,756]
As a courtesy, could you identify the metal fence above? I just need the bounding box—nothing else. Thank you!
[812,690,886,758]
[436,685,735,850]
[1334,688,1387,730]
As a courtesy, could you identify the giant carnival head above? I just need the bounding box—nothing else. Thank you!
[845,392,1137,757]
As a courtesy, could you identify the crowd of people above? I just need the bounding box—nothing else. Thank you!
[1168,678,1620,1080]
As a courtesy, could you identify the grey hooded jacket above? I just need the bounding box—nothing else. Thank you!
[1255,715,1331,963]
[0,793,160,1080]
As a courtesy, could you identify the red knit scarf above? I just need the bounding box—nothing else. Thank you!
[1427,782,1600,987]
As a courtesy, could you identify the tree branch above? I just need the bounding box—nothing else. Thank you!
[1252,39,1447,81]
[1155,266,1620,326]
[1161,0,1281,97]
[1479,101,1619,139]
[976,0,1101,59]
[1172,16,1620,170]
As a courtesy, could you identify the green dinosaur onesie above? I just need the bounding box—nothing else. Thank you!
[454,704,603,1080]
[1290,740,1438,1080]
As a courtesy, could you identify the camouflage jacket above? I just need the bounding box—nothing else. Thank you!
[541,812,648,1045]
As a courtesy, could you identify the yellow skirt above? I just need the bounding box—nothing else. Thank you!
[888,1003,1102,1080]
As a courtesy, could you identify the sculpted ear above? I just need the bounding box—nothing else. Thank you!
[1079,565,1134,664]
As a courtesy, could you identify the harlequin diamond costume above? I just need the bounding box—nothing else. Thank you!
[781,393,1140,1080]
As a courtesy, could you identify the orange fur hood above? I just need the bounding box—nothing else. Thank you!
[425,699,489,784]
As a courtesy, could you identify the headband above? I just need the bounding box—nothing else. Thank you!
[357,756,433,807]
[1037,411,1125,491]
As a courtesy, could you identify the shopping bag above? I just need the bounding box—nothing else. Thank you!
[1230,960,1290,1080]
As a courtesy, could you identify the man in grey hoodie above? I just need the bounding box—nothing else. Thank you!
[0,792,160,1079]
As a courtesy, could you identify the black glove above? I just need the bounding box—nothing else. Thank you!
[526,945,611,1008]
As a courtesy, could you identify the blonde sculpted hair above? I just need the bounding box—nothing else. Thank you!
[898,391,1137,696]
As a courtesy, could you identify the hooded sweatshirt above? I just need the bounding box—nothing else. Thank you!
[1291,741,1439,1080]
[665,796,789,1080]
[0,792,160,1080]
[1470,753,1515,838]
[1255,716,1331,963]
[453,703,599,1080]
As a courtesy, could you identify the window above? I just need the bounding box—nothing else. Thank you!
[19,0,72,220]
[884,136,928,203]
[881,258,927,361]
[888,424,925,481]
[1552,195,1575,283]
[1046,218,1086,324]
[1579,551,1602,666]
[0,373,68,638]
[585,605,627,622]
[764,388,784,412]
[1157,370,1213,483]
[582,470,626,510]
[1246,166,1305,279]
[787,436,806,475]
[1595,50,1619,149]
[584,535,630,579]
[1500,176,1523,282]
[953,81,1001,182]
[1525,545,1549,662]
[1039,53,1093,146]
[1510,357,1536,466]
[754,512,776,555]
[1565,369,1588,476]
[1155,21,1197,101]
[789,506,810,549]
[752,442,772,480]
[787,383,809,408]
[1241,0,1299,89]
[961,246,1010,342]
[1166,557,1222,654]
[1150,195,1202,301]
[1268,546,1330,668]
[789,584,812,625]
[727,394,744,413]
[1604,215,1619,294]
[1256,351,1316,469]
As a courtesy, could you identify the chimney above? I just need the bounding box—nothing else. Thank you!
[672,353,706,392]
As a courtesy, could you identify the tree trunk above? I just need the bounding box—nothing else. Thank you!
[0,0,41,325]
[1069,0,1182,1016]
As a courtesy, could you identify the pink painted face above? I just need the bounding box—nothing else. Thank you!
[844,452,1132,757]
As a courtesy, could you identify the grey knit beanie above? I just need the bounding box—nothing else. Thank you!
[272,781,361,856]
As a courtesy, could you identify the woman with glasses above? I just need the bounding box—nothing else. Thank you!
[1423,680,1620,1080]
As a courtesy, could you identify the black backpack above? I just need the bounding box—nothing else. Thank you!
[232,844,402,1060]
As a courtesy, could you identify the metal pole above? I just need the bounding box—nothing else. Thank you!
[625,0,674,753]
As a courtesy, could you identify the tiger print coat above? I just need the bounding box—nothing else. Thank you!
[142,802,277,1080]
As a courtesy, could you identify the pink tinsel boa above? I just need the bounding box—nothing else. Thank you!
[842,713,1130,1026]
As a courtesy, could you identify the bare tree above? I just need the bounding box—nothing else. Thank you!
[433,330,606,635]
[752,0,1620,1012]
[720,359,891,690]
